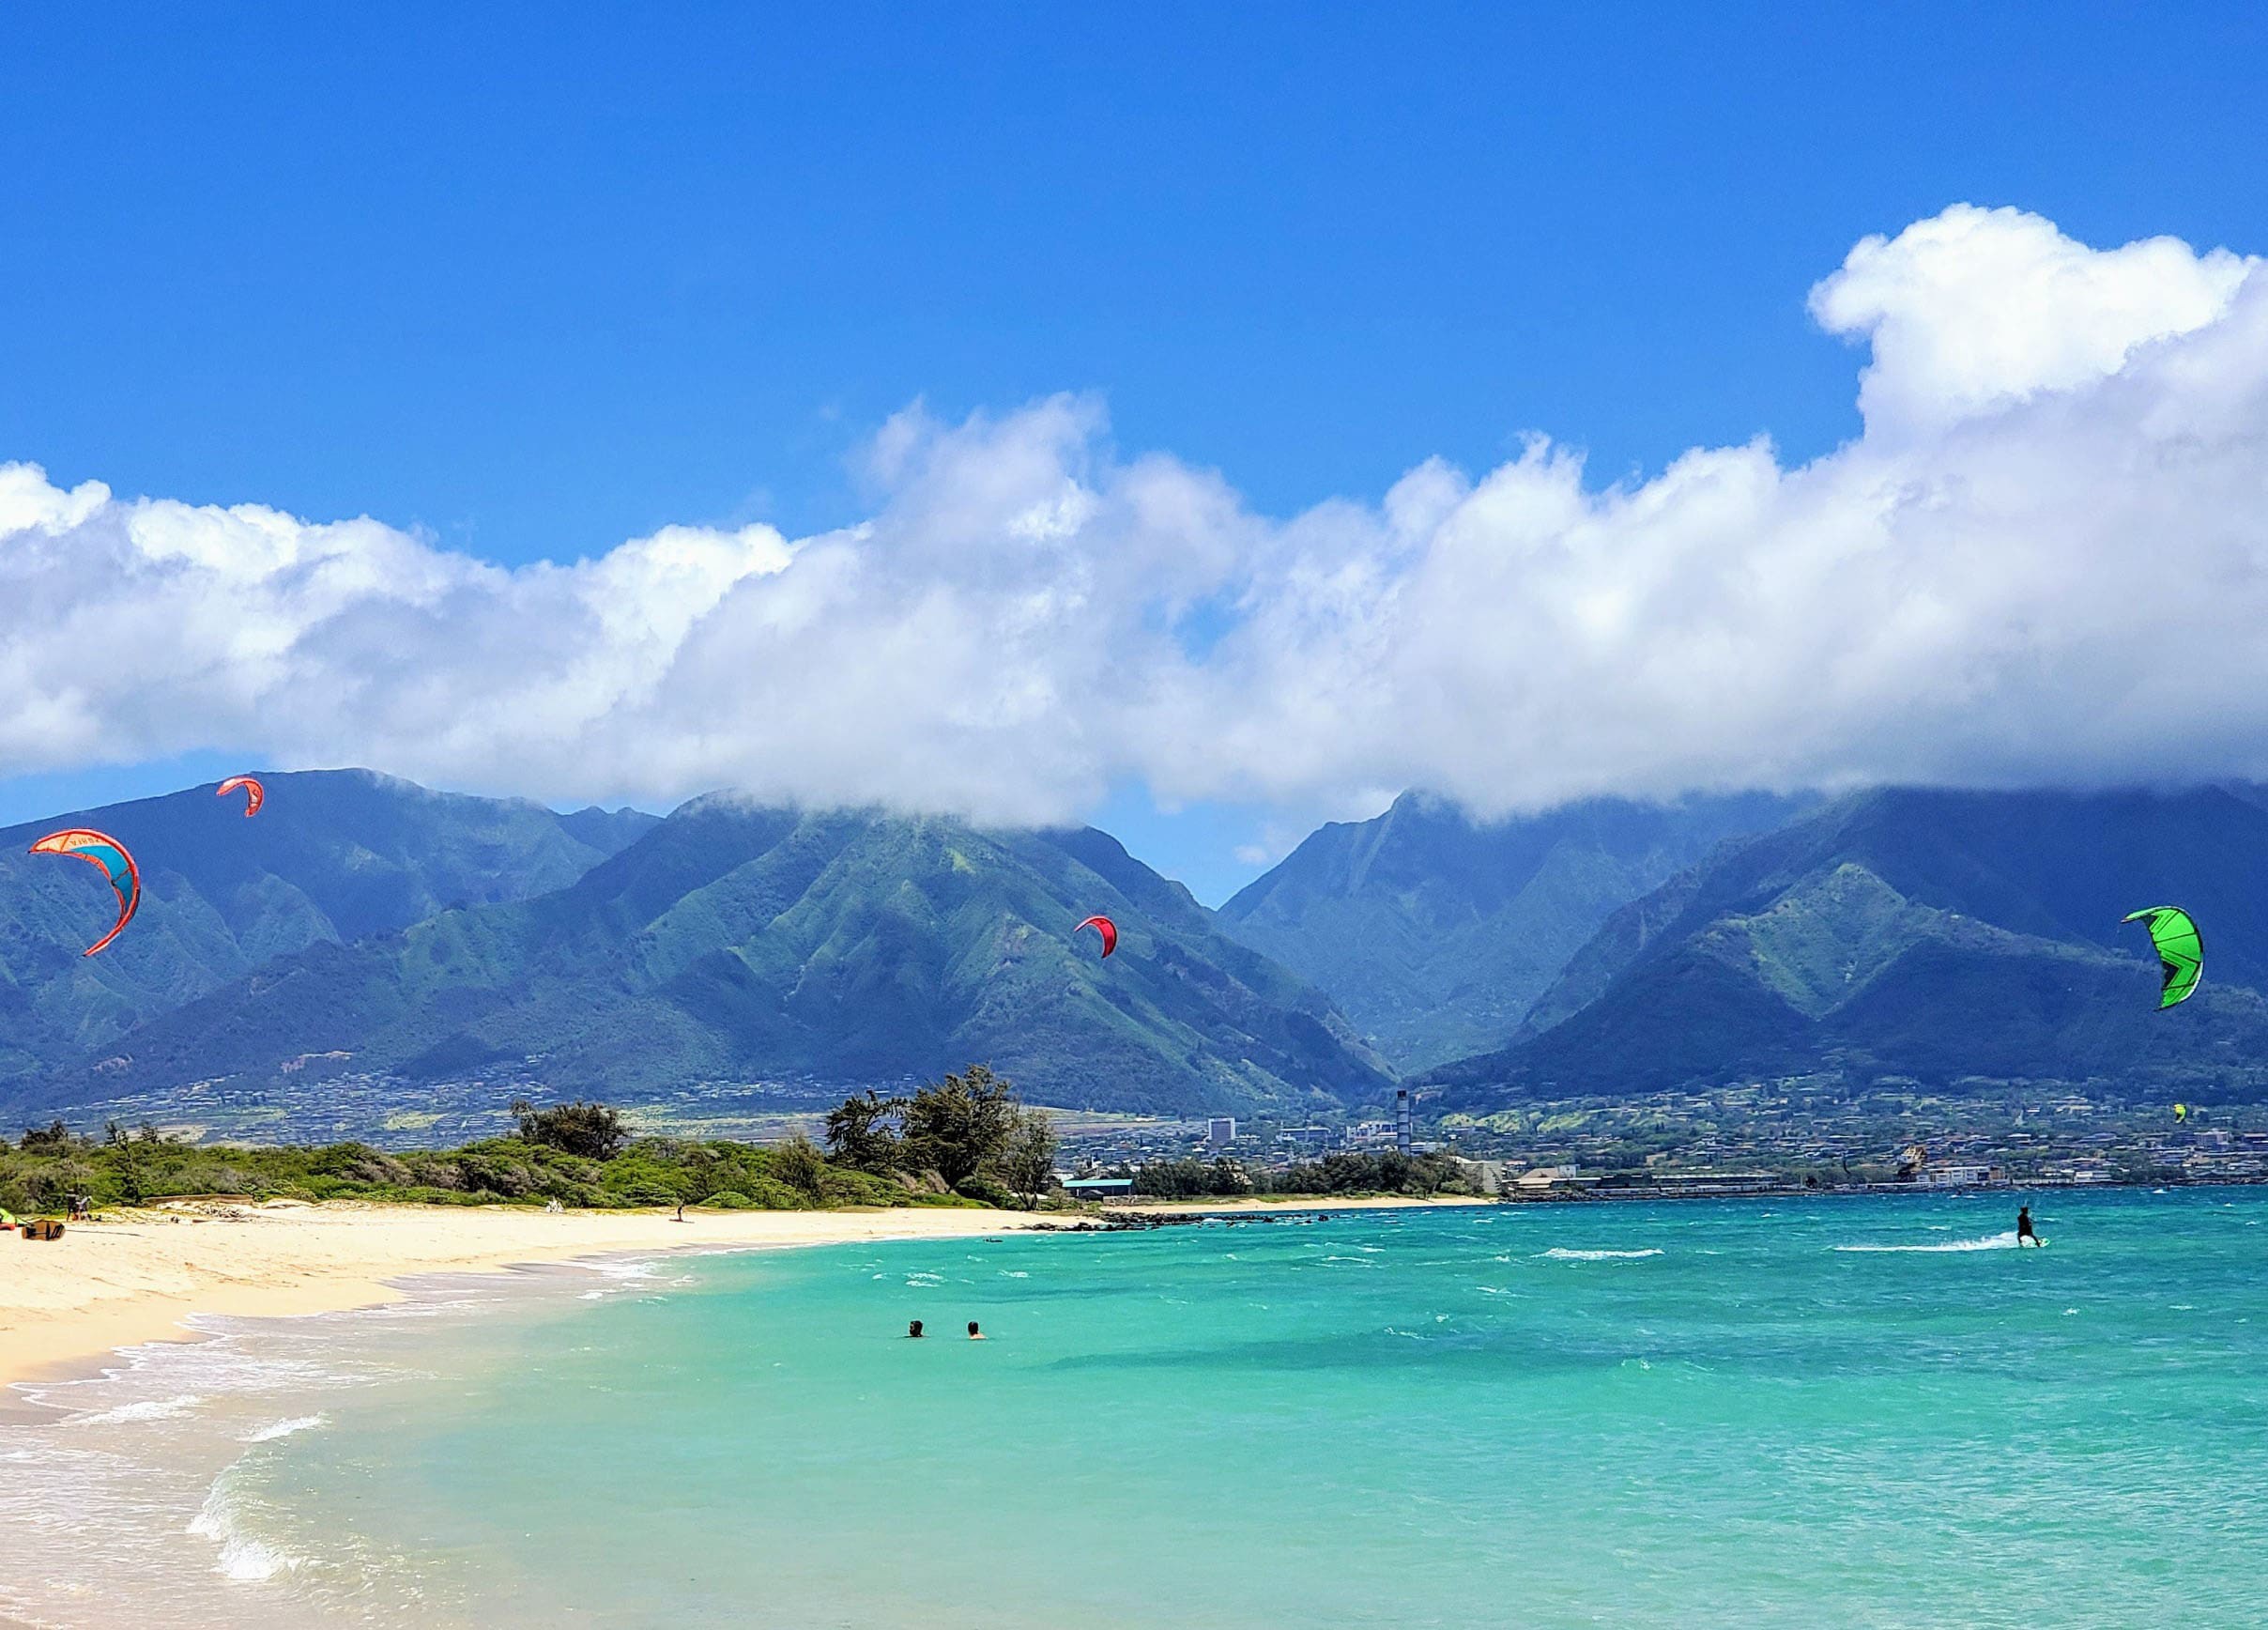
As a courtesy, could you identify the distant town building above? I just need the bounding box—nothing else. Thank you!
[1395,1089,1413,1155]
[1207,1116,1237,1146]
[1643,1171,1780,1195]
[1062,1176,1135,1199]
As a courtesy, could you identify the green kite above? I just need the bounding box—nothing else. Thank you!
[2122,906,2203,1009]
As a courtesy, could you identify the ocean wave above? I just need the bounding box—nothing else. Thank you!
[243,1415,328,1443]
[66,1393,205,1426]
[1539,1248,1663,1261]
[1832,1231,2020,1253]
[585,1259,662,1282]
[190,1470,305,1582]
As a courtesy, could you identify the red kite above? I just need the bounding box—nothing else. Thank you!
[1076,915,1117,958]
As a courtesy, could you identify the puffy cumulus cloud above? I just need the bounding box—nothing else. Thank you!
[1810,203,2252,438]
[8,204,2268,827]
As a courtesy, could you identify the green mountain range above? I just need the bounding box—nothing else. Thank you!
[1420,787,2268,1109]
[0,771,653,1087]
[10,791,1388,1123]
[1217,791,1803,1069]
[14,771,2268,1135]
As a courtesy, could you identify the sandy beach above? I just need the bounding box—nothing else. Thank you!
[0,1199,1074,1392]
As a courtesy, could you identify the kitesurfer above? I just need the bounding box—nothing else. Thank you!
[2016,1206,2040,1247]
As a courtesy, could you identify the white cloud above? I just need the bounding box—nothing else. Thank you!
[8,204,2268,827]
[1809,204,2251,439]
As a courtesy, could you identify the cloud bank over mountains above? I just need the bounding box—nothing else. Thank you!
[6,204,2267,825]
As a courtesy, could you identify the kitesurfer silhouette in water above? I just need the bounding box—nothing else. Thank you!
[2016,1206,2040,1247]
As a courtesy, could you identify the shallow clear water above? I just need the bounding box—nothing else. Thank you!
[9,1189,2268,1627]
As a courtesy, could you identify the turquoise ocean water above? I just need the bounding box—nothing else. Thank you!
[8,1188,2267,1627]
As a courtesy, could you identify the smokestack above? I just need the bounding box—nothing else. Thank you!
[1396,1088,1412,1155]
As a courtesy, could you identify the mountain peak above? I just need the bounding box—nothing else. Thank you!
[1218,789,1809,1069]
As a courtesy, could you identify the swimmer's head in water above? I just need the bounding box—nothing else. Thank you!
[909,1320,924,1338]
[968,1322,982,1337]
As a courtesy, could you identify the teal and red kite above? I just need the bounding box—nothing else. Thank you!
[30,828,141,956]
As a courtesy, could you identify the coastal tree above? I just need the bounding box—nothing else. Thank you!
[900,1064,1020,1191]
[511,1099,631,1161]
[769,1133,830,1200]
[19,1119,73,1152]
[823,1090,908,1172]
[1001,1105,1059,1207]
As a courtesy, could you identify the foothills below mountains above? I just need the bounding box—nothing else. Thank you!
[3,771,2262,1137]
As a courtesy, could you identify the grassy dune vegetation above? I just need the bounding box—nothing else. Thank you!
[0,1115,930,1220]
[2,1076,1041,1219]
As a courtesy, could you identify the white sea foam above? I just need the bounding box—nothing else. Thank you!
[243,1415,328,1443]
[189,1471,304,1582]
[1832,1231,2020,1253]
[1539,1248,1663,1261]
[586,1259,662,1282]
[66,1393,205,1426]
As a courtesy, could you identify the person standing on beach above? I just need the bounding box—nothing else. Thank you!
[2016,1206,2040,1247]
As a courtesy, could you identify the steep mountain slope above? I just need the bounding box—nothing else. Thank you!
[26,801,1390,1119]
[1217,791,1805,1068]
[0,770,655,1085]
[1424,787,2268,1107]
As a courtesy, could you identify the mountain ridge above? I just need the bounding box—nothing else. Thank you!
[13,797,1392,1122]
[1421,786,2268,1108]
[0,769,657,1087]
[1217,789,1806,1068]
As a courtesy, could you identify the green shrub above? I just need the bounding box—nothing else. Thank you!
[744,1176,807,1210]
[0,1113,948,1217]
[953,1175,1016,1208]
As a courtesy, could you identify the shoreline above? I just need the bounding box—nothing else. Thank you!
[0,1192,1494,1398]
[14,1180,2174,1400]
[0,1199,1072,1396]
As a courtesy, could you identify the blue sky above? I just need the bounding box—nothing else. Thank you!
[6,4,2268,900]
